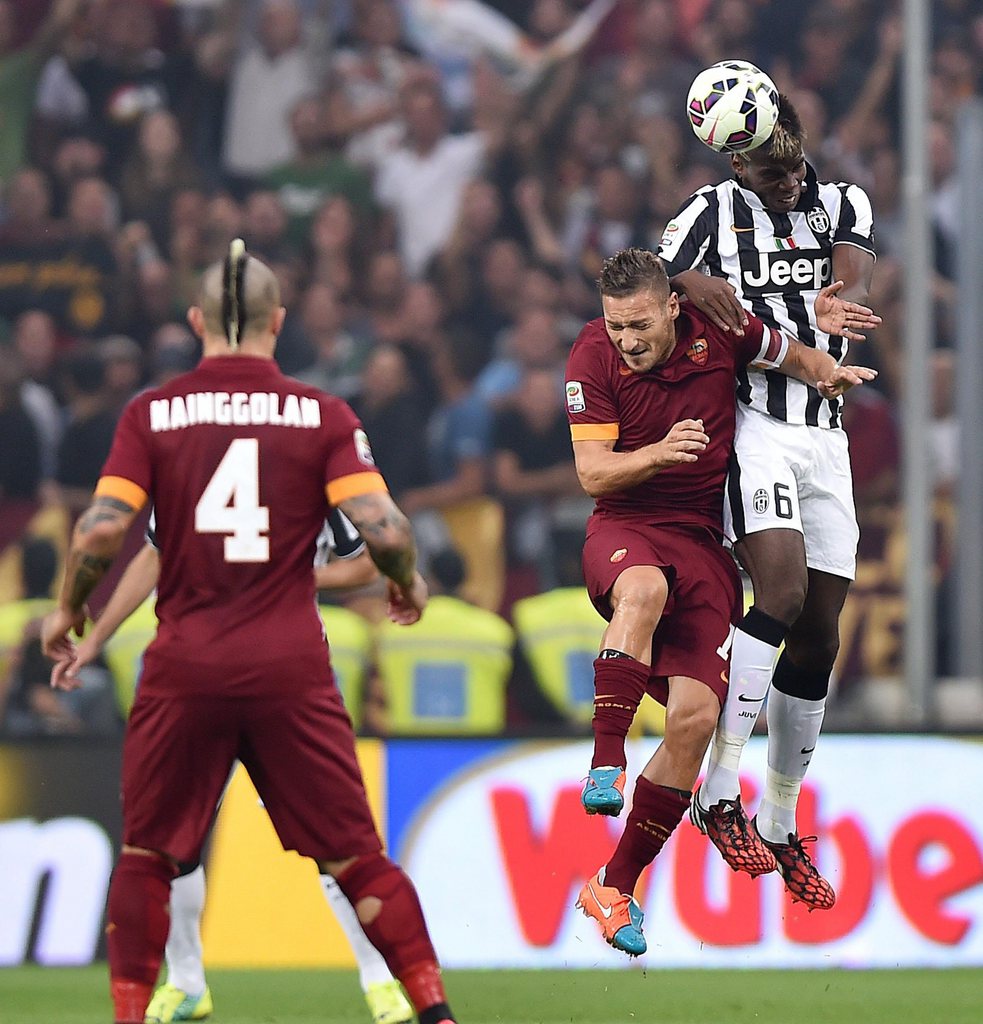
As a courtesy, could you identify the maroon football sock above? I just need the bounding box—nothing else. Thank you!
[106,852,177,1022]
[604,777,690,895]
[590,654,649,769]
[335,853,450,1015]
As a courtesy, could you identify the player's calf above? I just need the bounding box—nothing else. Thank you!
[333,853,457,1024]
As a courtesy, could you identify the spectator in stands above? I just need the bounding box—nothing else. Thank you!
[242,188,292,263]
[0,166,57,246]
[10,311,62,482]
[307,194,367,298]
[265,93,375,250]
[475,306,566,408]
[97,334,144,414]
[0,0,83,189]
[69,0,189,183]
[0,351,42,502]
[294,282,370,400]
[53,349,118,513]
[222,0,329,180]
[331,0,424,168]
[119,110,202,252]
[62,175,120,336]
[351,344,430,501]
[492,367,584,588]
[374,77,498,277]
[148,322,198,386]
[48,129,108,218]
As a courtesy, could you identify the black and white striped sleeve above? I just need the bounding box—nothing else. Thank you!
[833,183,875,257]
[657,187,718,277]
[322,507,366,561]
[145,508,158,550]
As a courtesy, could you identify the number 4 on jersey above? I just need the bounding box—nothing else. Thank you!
[195,438,270,562]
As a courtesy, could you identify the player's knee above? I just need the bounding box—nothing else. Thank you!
[753,575,807,626]
[666,694,718,753]
[785,634,839,681]
[612,575,668,629]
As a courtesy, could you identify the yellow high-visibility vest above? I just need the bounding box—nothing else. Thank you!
[318,604,372,729]
[103,597,158,716]
[511,587,606,724]
[375,595,514,734]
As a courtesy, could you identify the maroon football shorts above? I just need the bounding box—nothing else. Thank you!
[582,517,743,705]
[121,673,382,865]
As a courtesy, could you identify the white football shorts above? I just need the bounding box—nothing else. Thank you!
[723,403,859,580]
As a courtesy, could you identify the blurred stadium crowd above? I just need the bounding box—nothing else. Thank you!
[1,0,980,737]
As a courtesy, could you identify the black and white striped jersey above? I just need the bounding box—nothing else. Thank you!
[658,163,875,429]
[314,507,365,566]
[148,507,365,565]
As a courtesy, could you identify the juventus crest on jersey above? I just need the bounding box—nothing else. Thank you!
[658,164,875,429]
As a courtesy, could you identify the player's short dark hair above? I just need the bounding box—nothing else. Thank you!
[741,93,805,167]
[597,248,670,299]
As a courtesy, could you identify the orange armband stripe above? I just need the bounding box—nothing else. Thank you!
[571,423,620,442]
[326,471,388,505]
[94,475,148,511]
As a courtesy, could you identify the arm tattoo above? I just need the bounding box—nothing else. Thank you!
[66,552,113,612]
[339,493,416,587]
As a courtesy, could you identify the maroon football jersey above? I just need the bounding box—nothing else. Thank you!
[565,303,787,534]
[97,355,386,695]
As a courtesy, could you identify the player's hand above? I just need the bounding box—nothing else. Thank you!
[815,281,882,341]
[652,418,709,467]
[386,571,429,625]
[817,365,878,399]
[675,272,748,336]
[41,607,87,691]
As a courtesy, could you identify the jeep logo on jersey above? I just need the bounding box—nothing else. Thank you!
[740,251,831,295]
[752,488,769,514]
[807,206,831,234]
[686,338,708,365]
[565,381,586,413]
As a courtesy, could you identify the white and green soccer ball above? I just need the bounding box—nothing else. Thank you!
[686,60,780,154]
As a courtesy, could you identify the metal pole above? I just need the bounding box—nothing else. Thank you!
[901,0,934,723]
[954,100,983,681]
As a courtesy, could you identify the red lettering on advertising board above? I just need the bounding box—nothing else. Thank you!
[491,785,638,946]
[674,779,762,946]
[887,811,983,944]
[782,787,875,943]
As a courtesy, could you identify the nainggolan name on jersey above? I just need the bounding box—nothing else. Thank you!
[149,392,322,432]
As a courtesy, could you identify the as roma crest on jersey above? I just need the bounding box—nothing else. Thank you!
[686,338,708,366]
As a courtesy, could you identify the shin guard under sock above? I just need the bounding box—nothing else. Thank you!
[591,653,648,769]
[604,777,690,895]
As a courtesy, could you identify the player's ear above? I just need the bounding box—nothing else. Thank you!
[187,306,204,338]
[730,153,745,179]
[272,306,287,337]
[667,290,680,320]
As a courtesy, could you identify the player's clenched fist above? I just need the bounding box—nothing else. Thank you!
[653,418,709,467]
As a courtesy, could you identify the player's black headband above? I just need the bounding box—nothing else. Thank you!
[221,238,247,349]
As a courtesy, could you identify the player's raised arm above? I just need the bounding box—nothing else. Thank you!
[336,491,428,625]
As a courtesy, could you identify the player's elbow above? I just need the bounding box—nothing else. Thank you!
[577,470,613,498]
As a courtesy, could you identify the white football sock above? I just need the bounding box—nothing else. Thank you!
[164,865,207,995]
[320,873,394,991]
[700,626,781,806]
[755,688,826,843]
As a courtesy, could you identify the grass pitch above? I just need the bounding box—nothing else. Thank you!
[2,965,980,1024]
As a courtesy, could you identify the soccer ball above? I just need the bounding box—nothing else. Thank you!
[686,60,779,154]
